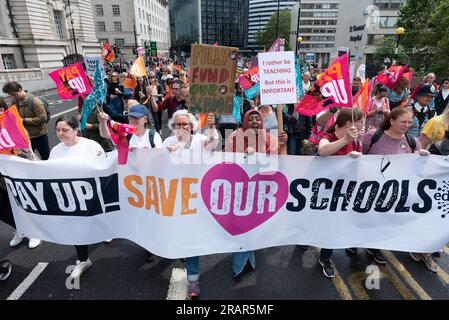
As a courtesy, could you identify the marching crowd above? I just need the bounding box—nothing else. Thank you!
[1,58,449,298]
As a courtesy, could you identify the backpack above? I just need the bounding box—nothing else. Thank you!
[366,128,416,154]
[126,128,157,148]
[28,95,51,123]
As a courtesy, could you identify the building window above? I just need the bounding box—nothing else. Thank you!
[2,54,16,70]
[112,5,120,16]
[53,10,64,39]
[95,4,104,16]
[97,21,106,32]
[114,21,122,32]
[115,38,125,46]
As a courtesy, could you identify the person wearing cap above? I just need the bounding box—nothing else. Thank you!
[435,78,449,116]
[98,104,162,151]
[408,84,436,137]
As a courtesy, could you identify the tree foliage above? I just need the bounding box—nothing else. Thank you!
[398,0,449,77]
[255,9,292,51]
[373,36,408,66]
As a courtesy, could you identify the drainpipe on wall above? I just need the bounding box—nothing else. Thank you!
[5,0,27,68]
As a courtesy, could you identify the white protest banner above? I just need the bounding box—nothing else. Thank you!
[1,150,449,259]
[259,51,297,105]
[84,56,106,79]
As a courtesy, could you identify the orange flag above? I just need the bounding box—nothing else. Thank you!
[102,42,115,63]
[197,114,208,129]
[353,79,370,113]
[130,56,147,77]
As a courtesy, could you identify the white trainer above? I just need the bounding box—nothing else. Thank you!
[28,238,42,249]
[9,232,24,247]
[70,259,92,278]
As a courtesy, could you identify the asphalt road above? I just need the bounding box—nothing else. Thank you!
[1,91,449,300]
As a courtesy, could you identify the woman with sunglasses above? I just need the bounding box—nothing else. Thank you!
[163,110,218,298]
[435,79,449,116]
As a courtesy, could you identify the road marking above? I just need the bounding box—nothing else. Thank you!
[166,268,188,300]
[7,262,48,300]
[383,251,432,300]
[50,107,78,120]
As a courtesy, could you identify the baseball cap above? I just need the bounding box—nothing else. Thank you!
[128,105,149,118]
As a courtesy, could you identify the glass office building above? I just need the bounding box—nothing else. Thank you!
[170,0,249,53]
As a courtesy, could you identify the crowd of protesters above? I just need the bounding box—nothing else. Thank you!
[1,55,449,298]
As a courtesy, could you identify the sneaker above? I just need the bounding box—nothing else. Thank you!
[420,254,438,273]
[103,239,113,244]
[70,258,92,278]
[345,248,357,255]
[9,233,24,247]
[233,272,244,283]
[432,251,442,258]
[318,258,335,278]
[28,238,42,249]
[188,280,200,298]
[365,249,387,264]
[409,252,421,262]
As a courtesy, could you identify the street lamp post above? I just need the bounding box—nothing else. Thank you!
[296,36,303,60]
[295,1,302,58]
[393,27,405,66]
[66,0,78,56]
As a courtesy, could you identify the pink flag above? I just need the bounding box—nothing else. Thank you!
[49,62,93,100]
[107,121,136,165]
[268,38,282,52]
[296,54,352,116]
[376,64,410,89]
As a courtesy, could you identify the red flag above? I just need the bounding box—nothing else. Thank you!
[295,54,352,116]
[102,42,115,63]
[353,79,371,113]
[107,121,136,165]
[376,64,409,89]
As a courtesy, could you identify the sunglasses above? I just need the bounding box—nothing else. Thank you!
[173,122,190,129]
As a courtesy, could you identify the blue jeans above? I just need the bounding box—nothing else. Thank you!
[232,251,256,276]
[186,256,200,281]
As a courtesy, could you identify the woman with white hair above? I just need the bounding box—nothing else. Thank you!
[163,110,218,298]
[162,110,218,152]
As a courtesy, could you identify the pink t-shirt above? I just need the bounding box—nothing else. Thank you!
[363,129,422,155]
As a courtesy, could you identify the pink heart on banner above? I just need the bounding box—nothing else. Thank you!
[201,163,289,236]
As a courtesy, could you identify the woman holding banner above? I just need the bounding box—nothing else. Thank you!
[50,116,105,279]
[317,108,364,278]
[362,108,437,272]
[163,110,219,298]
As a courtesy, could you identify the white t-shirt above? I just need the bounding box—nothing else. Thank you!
[162,134,209,152]
[49,138,104,160]
[129,129,163,149]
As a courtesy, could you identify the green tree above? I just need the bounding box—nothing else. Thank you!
[398,0,449,76]
[256,9,292,51]
[373,36,408,66]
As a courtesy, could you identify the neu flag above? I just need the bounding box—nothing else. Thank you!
[376,64,410,89]
[102,42,115,63]
[49,62,92,100]
[0,105,31,151]
[81,60,107,130]
[295,54,352,116]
